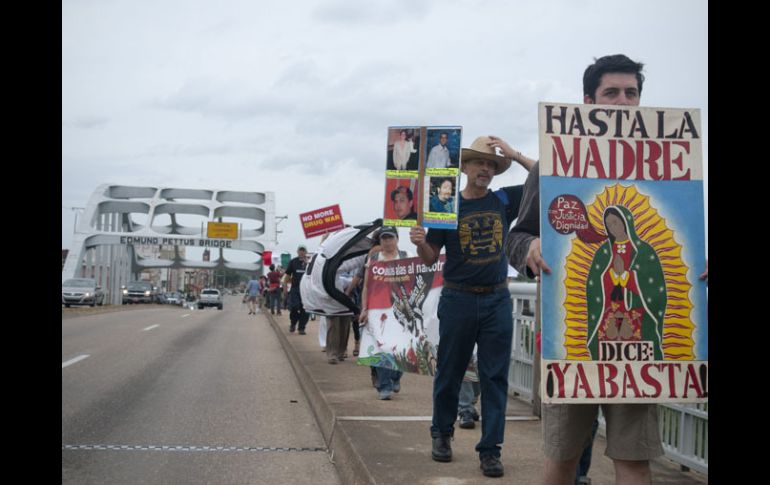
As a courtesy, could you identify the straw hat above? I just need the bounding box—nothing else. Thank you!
[461,136,511,175]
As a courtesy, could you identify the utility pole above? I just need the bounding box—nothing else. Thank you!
[63,206,85,235]
[275,215,288,243]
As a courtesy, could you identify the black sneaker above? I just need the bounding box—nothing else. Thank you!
[479,455,504,477]
[289,324,296,333]
[431,435,452,462]
[458,411,475,429]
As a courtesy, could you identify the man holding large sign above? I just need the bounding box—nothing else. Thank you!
[505,54,708,485]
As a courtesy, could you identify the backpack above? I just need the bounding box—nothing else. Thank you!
[300,219,382,316]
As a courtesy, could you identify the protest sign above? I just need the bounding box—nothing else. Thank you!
[384,126,462,229]
[358,255,446,375]
[538,102,708,403]
[299,204,345,238]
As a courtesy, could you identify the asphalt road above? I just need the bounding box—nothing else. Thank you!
[62,297,340,485]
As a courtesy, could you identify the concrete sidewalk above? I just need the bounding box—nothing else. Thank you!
[265,311,708,484]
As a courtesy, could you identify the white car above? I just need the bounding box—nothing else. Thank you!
[164,292,184,306]
[198,288,223,310]
[62,278,105,307]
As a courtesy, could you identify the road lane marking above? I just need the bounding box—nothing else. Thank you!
[62,443,327,453]
[336,416,538,421]
[181,314,190,318]
[62,355,90,369]
[142,324,160,331]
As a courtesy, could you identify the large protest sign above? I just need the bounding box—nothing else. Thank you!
[538,102,708,403]
[357,255,446,375]
[384,126,461,229]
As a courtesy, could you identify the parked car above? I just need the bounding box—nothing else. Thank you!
[62,278,104,307]
[164,292,183,306]
[122,281,157,304]
[198,288,223,310]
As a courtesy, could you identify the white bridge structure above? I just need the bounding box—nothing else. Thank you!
[62,184,276,305]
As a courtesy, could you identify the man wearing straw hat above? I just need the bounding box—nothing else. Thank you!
[410,136,533,478]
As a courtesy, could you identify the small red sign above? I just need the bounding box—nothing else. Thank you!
[299,204,345,238]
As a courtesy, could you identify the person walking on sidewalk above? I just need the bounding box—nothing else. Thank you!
[505,54,665,485]
[245,274,260,315]
[409,136,533,478]
[457,352,481,429]
[358,226,408,400]
[258,275,268,310]
[284,245,310,334]
[267,264,282,315]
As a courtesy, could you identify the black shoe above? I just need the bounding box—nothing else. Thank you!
[472,409,480,421]
[298,330,306,335]
[289,324,296,333]
[431,435,452,462]
[479,455,504,477]
[458,411,475,429]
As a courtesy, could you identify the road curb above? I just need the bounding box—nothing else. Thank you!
[266,313,377,485]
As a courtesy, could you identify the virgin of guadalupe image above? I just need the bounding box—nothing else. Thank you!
[585,205,666,360]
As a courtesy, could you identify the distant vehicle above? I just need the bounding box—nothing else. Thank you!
[164,292,183,306]
[122,281,156,304]
[198,288,223,310]
[62,278,104,307]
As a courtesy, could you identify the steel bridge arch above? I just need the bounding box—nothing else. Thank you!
[62,184,276,305]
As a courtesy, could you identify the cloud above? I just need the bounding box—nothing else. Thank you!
[63,117,110,129]
[312,0,432,25]
[62,0,708,258]
[151,80,295,121]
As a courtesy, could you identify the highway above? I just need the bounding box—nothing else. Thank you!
[62,297,340,485]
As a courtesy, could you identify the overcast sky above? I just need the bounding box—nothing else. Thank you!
[62,0,708,266]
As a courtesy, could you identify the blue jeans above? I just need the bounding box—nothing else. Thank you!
[458,380,480,414]
[269,290,281,313]
[430,287,513,457]
[375,367,403,392]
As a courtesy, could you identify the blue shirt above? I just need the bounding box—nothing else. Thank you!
[429,194,455,213]
[246,279,259,297]
[426,186,523,286]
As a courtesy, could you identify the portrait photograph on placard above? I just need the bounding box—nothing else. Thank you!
[386,127,421,172]
[424,127,461,171]
[424,176,456,214]
[383,177,419,227]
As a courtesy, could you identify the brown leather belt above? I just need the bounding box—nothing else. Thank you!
[443,281,508,294]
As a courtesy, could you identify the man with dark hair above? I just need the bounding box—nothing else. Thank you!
[427,132,451,168]
[284,245,310,334]
[582,53,645,102]
[496,53,663,485]
[391,185,417,220]
[410,136,533,478]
